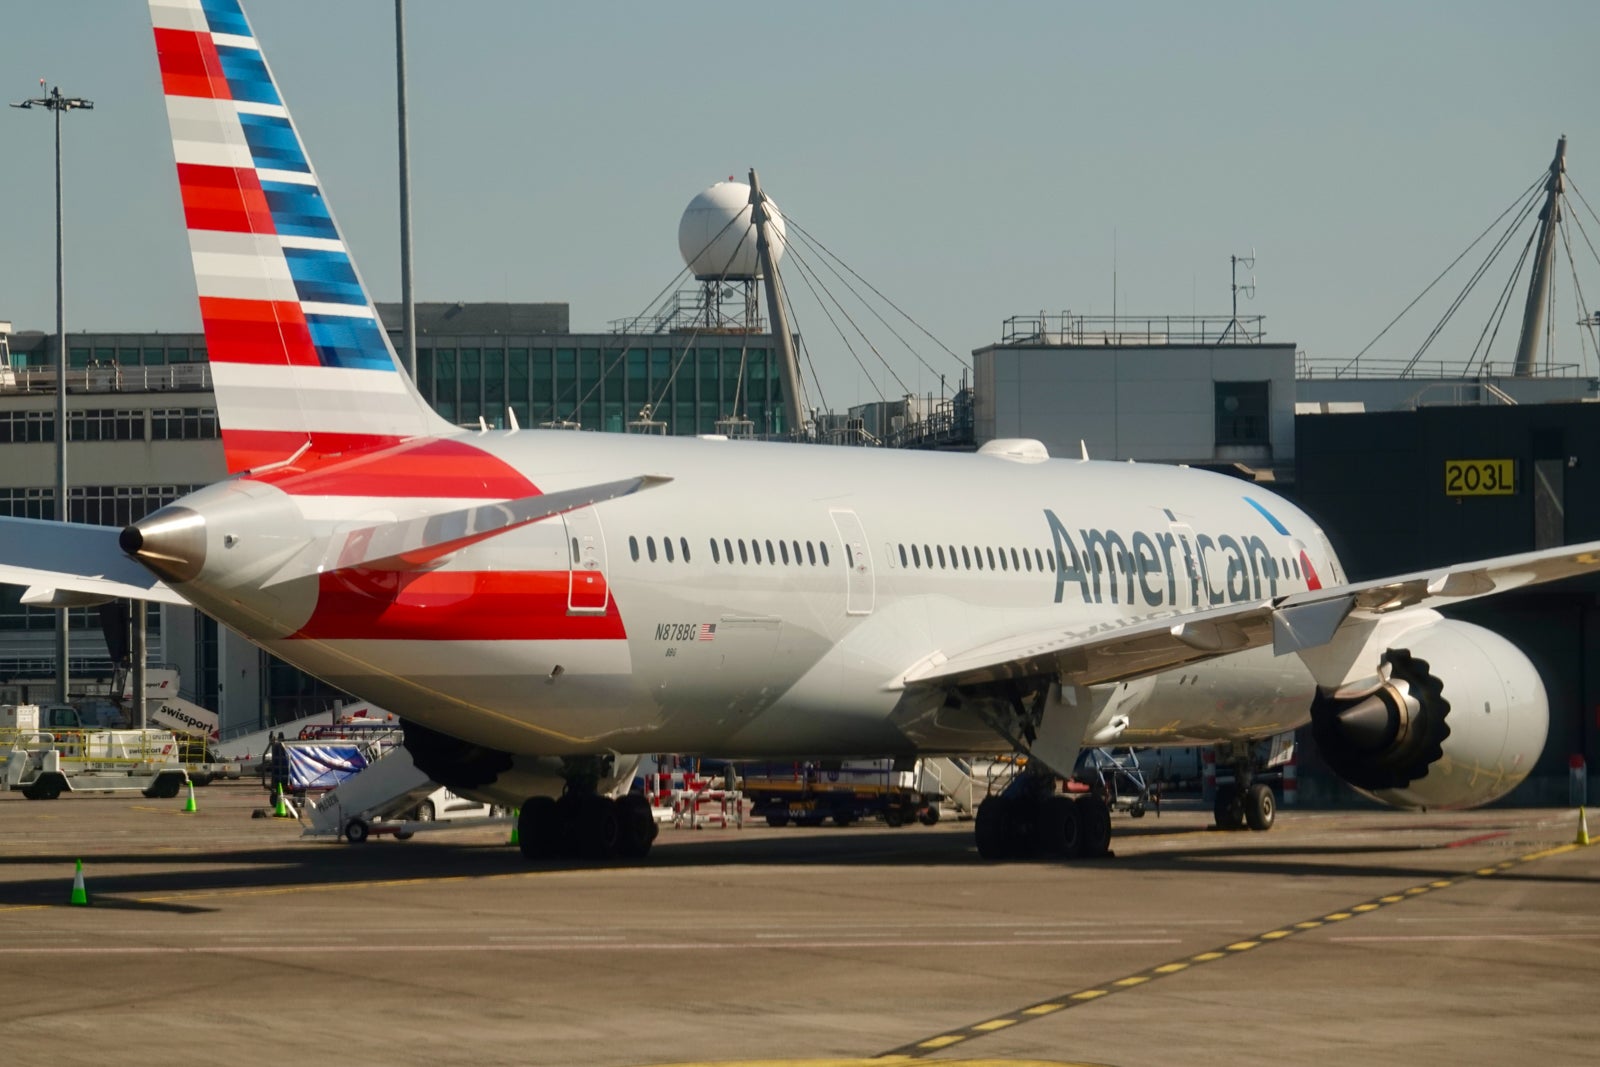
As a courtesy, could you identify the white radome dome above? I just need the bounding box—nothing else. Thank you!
[677,179,786,281]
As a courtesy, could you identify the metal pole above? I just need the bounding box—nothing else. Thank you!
[133,600,147,731]
[53,92,69,704]
[747,168,807,439]
[395,0,417,380]
[1513,136,1567,377]
[14,83,92,704]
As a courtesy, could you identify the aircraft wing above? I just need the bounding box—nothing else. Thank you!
[899,539,1600,690]
[0,516,186,606]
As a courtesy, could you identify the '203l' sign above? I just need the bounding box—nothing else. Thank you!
[1444,459,1515,497]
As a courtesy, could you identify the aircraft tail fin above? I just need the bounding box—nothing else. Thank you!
[149,0,453,473]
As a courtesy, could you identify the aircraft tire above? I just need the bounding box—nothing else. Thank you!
[1078,794,1112,858]
[518,796,560,860]
[576,794,621,860]
[1036,794,1084,859]
[616,794,657,858]
[1245,782,1276,831]
[974,796,1010,859]
[1213,785,1245,831]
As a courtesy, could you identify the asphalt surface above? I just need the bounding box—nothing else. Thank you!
[1,783,1596,1067]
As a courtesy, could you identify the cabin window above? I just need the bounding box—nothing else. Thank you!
[985,547,996,570]
[738,539,749,564]
[753,540,763,564]
[1022,550,1032,572]
[571,537,580,563]
[820,543,830,566]
[807,542,817,566]
[766,539,776,563]
[793,540,802,565]
[710,538,721,564]
[936,545,946,569]
[663,537,674,563]
[780,541,790,565]
[960,546,970,569]
[898,544,908,568]
[998,548,1008,572]
[680,537,691,563]
[724,538,734,563]
[1034,548,1045,572]
[911,544,922,568]
[1010,548,1021,571]
[629,535,640,562]
[646,537,657,562]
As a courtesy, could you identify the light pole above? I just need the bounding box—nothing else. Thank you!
[12,81,93,704]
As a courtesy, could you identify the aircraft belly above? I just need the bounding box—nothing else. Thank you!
[1121,645,1317,744]
[263,637,637,753]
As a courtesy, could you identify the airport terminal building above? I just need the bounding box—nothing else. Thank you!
[2,305,1597,803]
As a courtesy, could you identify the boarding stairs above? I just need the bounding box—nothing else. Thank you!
[915,757,981,819]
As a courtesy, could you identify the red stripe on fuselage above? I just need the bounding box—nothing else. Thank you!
[199,297,320,366]
[291,569,624,642]
[250,437,539,499]
[179,165,274,235]
[154,28,231,100]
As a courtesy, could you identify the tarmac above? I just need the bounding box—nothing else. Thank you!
[1,783,1596,1067]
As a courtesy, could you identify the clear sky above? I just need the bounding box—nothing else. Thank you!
[3,1,1597,409]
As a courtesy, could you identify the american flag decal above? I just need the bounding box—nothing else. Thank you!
[698,623,717,642]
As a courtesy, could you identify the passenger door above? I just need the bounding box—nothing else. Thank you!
[829,509,874,615]
[562,506,610,614]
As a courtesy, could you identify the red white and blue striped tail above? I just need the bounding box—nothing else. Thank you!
[149,0,453,473]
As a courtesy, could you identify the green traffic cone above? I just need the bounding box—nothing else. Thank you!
[69,859,89,906]
[273,783,292,818]
[182,781,198,813]
[509,808,520,846]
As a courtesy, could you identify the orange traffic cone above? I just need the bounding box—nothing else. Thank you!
[69,859,89,906]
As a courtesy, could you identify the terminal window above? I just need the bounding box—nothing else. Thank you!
[1215,381,1269,446]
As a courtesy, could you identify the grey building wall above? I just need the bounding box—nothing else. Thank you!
[974,343,1297,467]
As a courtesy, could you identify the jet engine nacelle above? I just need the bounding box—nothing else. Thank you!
[1308,619,1547,810]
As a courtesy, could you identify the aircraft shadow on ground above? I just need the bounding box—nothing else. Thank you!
[3,821,1589,908]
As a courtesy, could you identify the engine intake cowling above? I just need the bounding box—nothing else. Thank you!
[1309,619,1547,810]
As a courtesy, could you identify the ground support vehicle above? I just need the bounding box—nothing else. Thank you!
[1,713,189,800]
[736,760,938,828]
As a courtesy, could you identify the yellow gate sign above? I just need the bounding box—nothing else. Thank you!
[1444,459,1515,496]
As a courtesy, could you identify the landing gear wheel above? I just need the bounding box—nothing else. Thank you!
[1077,793,1113,858]
[616,794,658,858]
[1244,782,1276,831]
[344,819,369,844]
[1036,794,1084,859]
[765,813,791,828]
[975,796,1010,859]
[518,795,561,861]
[1213,784,1245,831]
[575,794,620,860]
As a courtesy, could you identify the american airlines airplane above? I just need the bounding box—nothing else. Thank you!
[2,0,1595,864]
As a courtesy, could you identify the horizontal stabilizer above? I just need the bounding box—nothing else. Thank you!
[277,474,672,584]
[0,517,185,605]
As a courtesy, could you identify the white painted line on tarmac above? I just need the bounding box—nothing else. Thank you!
[1330,933,1600,943]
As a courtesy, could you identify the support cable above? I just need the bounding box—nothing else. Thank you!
[1342,174,1543,375]
[782,237,907,397]
[781,237,893,401]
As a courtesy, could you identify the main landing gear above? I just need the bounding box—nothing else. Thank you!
[974,771,1113,862]
[517,757,658,862]
[1213,742,1276,832]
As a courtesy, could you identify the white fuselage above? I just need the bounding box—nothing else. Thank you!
[174,432,1336,760]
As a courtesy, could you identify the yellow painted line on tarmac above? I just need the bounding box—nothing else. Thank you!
[971,1019,1017,1032]
[876,836,1592,1061]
